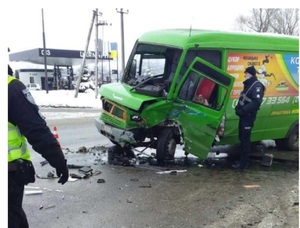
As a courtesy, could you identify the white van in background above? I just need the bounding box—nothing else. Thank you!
[26,83,41,91]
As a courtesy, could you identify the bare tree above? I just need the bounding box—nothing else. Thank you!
[235,8,299,36]
[271,9,299,35]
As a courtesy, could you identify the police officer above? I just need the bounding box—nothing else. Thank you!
[8,64,69,227]
[233,65,265,169]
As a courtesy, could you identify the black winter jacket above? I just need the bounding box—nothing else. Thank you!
[235,76,265,117]
[8,79,66,169]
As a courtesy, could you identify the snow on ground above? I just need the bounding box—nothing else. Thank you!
[30,89,102,109]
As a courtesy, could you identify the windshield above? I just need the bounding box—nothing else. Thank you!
[123,43,183,89]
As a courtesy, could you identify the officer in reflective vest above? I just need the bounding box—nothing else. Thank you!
[233,65,265,169]
[8,64,69,228]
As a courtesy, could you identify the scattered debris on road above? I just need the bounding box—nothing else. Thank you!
[243,184,261,189]
[25,190,43,195]
[40,160,49,166]
[36,171,58,179]
[156,170,187,174]
[97,179,105,183]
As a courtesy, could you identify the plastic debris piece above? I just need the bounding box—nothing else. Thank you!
[25,190,43,195]
[67,164,85,169]
[83,173,92,179]
[130,178,139,182]
[79,166,93,174]
[156,170,187,174]
[40,160,49,166]
[36,174,58,179]
[93,170,102,175]
[97,179,105,183]
[47,171,55,178]
[70,173,86,179]
[68,177,78,182]
[243,184,261,189]
[25,186,40,190]
[139,182,151,188]
[261,153,273,167]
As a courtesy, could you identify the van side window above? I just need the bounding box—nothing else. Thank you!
[176,50,221,86]
[164,49,183,92]
[186,50,221,68]
[179,72,223,109]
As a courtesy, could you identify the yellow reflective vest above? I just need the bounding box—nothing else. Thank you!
[8,76,31,162]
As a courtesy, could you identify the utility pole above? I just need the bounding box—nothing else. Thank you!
[108,42,111,82]
[97,20,111,84]
[74,10,96,98]
[41,9,48,93]
[94,9,103,99]
[116,8,129,74]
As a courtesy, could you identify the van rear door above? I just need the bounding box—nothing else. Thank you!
[173,57,234,158]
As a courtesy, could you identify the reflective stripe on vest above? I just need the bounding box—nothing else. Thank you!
[8,76,31,162]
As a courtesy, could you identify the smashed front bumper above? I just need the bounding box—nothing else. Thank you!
[95,118,137,147]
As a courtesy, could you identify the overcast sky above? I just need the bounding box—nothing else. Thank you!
[7,5,248,54]
[5,0,298,65]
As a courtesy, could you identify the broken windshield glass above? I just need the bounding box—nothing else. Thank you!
[124,44,183,90]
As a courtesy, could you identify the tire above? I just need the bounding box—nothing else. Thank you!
[107,145,135,165]
[156,128,177,162]
[286,127,298,151]
[107,145,123,164]
[275,127,298,151]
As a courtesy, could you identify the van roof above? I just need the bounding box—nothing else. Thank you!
[138,29,299,52]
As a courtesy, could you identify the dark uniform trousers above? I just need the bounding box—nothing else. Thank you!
[8,171,29,228]
[238,115,256,167]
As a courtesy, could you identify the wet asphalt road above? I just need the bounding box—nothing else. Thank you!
[23,108,299,228]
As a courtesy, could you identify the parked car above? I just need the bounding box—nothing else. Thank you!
[26,83,41,91]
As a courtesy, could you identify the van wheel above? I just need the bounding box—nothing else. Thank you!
[286,127,298,151]
[275,127,298,151]
[156,128,177,163]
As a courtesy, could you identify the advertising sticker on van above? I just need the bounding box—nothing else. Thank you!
[227,53,299,98]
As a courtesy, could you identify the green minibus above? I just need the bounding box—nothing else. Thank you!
[96,29,299,161]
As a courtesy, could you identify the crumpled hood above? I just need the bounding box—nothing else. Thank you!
[99,83,157,111]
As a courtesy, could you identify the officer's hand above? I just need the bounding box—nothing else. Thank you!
[56,159,69,185]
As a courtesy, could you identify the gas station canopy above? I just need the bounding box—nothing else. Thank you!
[9,48,108,66]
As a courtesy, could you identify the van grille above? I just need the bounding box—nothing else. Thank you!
[102,99,126,121]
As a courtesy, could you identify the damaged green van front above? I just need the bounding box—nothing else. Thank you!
[95,30,235,162]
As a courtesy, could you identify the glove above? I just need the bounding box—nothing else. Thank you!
[55,159,69,184]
